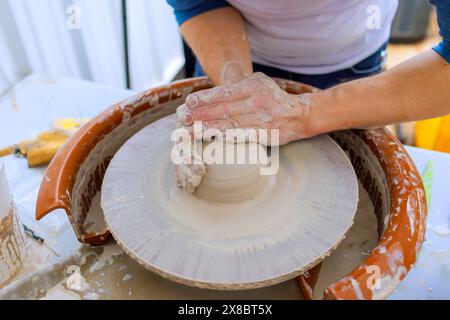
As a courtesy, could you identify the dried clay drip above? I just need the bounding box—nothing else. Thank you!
[0,162,27,287]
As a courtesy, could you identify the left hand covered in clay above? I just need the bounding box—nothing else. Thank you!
[177,73,315,146]
[173,117,206,193]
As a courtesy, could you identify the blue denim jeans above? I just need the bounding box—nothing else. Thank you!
[194,42,388,89]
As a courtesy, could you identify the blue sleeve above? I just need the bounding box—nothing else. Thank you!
[430,0,450,63]
[166,0,230,25]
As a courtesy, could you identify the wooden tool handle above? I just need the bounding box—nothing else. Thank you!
[0,146,14,158]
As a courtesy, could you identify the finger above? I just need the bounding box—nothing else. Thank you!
[176,104,193,125]
[203,119,263,138]
[204,117,283,146]
[189,100,254,123]
[185,85,249,109]
[203,114,271,130]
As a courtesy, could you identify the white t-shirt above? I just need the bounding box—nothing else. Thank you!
[227,0,398,74]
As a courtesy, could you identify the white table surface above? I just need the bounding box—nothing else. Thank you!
[0,75,136,257]
[0,75,449,299]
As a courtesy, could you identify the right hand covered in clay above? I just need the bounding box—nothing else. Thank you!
[177,72,316,146]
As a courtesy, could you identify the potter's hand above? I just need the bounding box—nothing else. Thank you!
[177,73,314,146]
[173,121,206,193]
[175,151,206,193]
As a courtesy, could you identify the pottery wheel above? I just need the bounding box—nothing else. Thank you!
[101,114,359,290]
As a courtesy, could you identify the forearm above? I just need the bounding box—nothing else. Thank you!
[181,7,252,85]
[309,50,450,135]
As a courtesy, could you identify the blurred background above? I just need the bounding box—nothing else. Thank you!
[0,0,448,152]
[0,0,184,93]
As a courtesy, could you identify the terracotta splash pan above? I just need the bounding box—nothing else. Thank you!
[36,77,427,299]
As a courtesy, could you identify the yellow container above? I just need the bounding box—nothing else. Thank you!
[415,116,450,153]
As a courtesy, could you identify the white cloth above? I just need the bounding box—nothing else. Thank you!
[227,0,398,74]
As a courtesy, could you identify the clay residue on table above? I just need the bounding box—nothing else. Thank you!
[35,242,303,300]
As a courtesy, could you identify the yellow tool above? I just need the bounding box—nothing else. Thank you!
[0,131,68,167]
[0,118,89,167]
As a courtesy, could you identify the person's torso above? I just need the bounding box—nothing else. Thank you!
[227,0,398,74]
